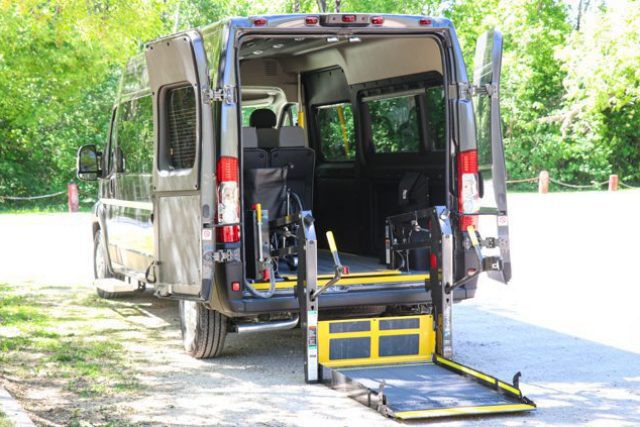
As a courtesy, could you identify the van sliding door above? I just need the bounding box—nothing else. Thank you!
[145,31,214,298]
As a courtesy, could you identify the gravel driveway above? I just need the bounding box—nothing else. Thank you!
[1,190,639,426]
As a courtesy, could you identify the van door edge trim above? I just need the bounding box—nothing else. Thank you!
[101,198,153,211]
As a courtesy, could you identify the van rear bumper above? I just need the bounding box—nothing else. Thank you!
[223,285,474,316]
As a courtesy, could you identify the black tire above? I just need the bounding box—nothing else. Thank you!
[93,230,136,299]
[179,300,228,359]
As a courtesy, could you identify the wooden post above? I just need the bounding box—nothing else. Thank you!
[67,182,79,212]
[538,171,549,194]
[608,175,618,192]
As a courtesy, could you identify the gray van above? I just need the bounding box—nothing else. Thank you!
[77,14,530,420]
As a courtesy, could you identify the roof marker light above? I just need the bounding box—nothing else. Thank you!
[419,18,432,26]
[305,16,319,25]
[371,16,384,25]
[253,17,267,26]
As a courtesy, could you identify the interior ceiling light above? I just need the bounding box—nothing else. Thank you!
[348,37,361,43]
[253,50,263,55]
[327,37,339,43]
[273,43,284,49]
[294,37,305,42]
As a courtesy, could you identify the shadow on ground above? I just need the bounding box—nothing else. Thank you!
[100,289,640,426]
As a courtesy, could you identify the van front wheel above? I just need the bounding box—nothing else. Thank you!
[179,300,227,359]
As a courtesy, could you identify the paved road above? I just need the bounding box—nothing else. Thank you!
[1,190,639,426]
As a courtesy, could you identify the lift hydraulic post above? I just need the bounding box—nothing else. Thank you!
[294,206,536,420]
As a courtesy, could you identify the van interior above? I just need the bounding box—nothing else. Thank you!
[237,35,447,282]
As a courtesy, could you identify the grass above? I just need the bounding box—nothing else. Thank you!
[0,282,144,423]
[0,410,13,427]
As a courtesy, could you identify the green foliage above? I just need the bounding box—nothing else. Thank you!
[0,0,638,206]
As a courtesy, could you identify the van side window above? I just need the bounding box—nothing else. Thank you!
[115,96,153,174]
[316,102,355,161]
[162,86,197,170]
[365,93,421,154]
[424,86,446,151]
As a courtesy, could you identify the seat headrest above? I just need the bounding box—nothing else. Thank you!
[242,127,258,148]
[250,109,276,128]
[277,126,306,148]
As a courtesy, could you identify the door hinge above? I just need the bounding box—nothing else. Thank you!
[454,82,499,100]
[203,84,236,105]
[210,248,240,263]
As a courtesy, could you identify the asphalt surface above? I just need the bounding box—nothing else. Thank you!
[1,190,639,426]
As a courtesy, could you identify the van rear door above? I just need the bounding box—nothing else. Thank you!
[145,31,214,298]
[473,30,511,283]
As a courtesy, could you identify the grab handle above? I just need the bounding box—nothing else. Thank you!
[311,231,343,301]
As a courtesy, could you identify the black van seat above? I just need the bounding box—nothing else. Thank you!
[271,126,315,210]
[243,127,268,169]
[250,109,278,149]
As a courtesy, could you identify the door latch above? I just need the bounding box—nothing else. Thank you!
[482,256,503,272]
[210,249,240,263]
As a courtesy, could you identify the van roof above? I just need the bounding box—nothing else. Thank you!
[199,14,453,33]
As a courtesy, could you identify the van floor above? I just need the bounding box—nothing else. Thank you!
[279,249,388,276]
[251,250,429,290]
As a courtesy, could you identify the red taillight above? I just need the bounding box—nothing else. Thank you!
[218,156,238,182]
[253,17,267,26]
[419,18,432,26]
[457,149,479,230]
[305,16,319,25]
[370,16,384,25]
[231,281,241,292]
[217,156,240,243]
[430,253,438,269]
[342,14,357,23]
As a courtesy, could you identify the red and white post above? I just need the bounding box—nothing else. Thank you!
[67,182,79,213]
[538,170,549,194]
[608,175,618,192]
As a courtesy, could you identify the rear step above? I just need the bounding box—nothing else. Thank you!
[317,315,536,420]
[95,277,139,293]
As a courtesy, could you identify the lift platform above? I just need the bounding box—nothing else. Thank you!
[289,207,536,420]
[318,315,535,420]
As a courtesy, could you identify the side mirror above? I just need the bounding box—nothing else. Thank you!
[76,144,102,181]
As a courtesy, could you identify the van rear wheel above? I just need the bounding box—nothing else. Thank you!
[179,300,227,359]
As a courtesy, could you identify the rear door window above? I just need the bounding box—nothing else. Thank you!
[316,102,355,161]
[161,85,197,171]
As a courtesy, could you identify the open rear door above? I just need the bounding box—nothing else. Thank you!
[145,31,214,298]
[473,29,512,283]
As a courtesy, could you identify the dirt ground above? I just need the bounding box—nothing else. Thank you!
[1,190,640,426]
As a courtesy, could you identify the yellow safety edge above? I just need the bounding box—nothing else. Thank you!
[394,403,536,420]
[252,273,429,290]
[318,315,435,368]
[435,355,523,398]
[279,269,402,281]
